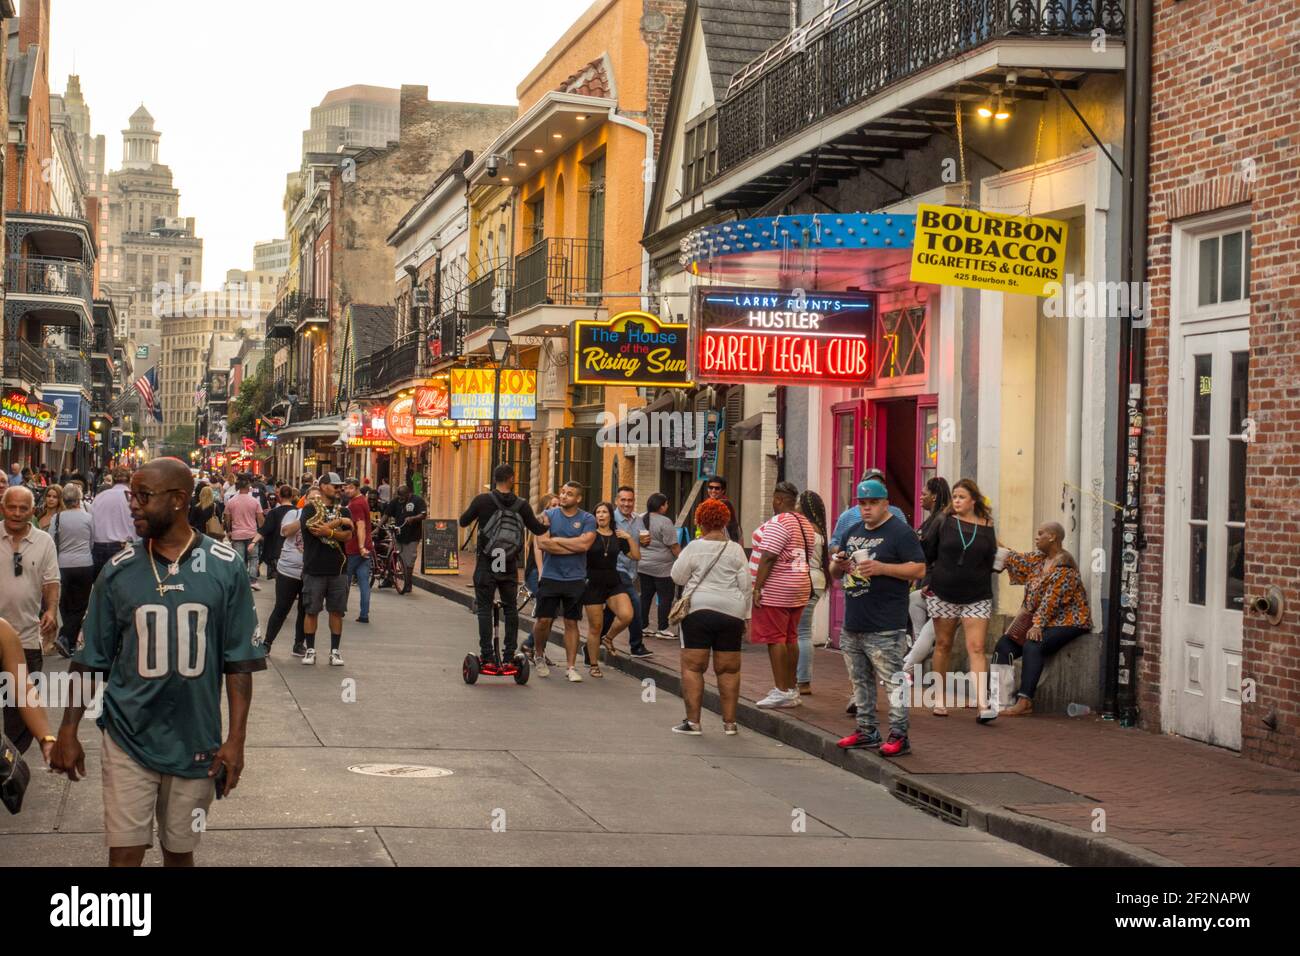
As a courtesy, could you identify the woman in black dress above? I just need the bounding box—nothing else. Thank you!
[582,502,640,676]
[923,478,998,721]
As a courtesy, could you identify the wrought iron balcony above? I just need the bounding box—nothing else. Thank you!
[265,291,301,339]
[368,331,420,391]
[297,296,328,324]
[468,264,513,318]
[352,354,373,395]
[511,237,603,314]
[44,347,92,390]
[715,0,1126,176]
[2,338,47,385]
[5,256,93,308]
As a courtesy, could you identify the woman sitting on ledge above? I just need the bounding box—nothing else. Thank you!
[993,522,1092,716]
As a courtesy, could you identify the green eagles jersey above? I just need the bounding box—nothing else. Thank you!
[74,535,267,777]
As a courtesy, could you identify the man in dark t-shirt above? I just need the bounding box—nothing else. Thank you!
[459,464,547,663]
[829,479,926,757]
[386,485,426,594]
[298,473,353,666]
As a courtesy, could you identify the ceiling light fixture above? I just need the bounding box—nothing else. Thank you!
[552,132,562,139]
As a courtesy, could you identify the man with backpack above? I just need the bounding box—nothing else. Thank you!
[459,464,548,666]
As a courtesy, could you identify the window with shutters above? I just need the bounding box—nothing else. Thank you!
[682,110,718,198]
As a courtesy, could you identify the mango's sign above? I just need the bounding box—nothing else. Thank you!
[572,310,691,388]
[0,391,57,442]
[909,203,1068,297]
[449,368,536,420]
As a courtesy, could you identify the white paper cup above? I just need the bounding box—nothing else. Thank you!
[993,547,1010,571]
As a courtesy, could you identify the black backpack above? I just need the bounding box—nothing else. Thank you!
[479,494,526,564]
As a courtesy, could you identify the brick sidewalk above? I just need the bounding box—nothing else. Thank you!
[415,560,1299,866]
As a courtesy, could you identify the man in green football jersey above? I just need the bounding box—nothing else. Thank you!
[50,457,266,867]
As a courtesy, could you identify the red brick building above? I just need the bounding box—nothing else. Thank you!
[1139,0,1300,769]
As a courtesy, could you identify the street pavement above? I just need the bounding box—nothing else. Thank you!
[1,579,1052,867]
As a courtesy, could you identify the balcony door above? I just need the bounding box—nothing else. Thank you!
[584,156,605,295]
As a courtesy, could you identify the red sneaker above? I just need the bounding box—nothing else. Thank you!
[879,732,911,756]
[837,730,882,750]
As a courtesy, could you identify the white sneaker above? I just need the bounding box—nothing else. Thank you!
[774,691,802,708]
[566,667,583,683]
[329,650,344,666]
[301,648,316,665]
[534,656,550,677]
[755,687,788,708]
[654,629,677,640]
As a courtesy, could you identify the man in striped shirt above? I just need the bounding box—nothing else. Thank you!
[750,481,817,709]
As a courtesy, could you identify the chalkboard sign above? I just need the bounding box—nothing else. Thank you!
[421,518,459,575]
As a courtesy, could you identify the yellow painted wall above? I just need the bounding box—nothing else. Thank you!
[517,0,646,116]
[997,297,1039,609]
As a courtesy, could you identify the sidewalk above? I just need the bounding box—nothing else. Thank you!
[414,565,1300,867]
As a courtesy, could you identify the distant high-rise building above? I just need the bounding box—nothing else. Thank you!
[254,238,289,275]
[301,85,400,157]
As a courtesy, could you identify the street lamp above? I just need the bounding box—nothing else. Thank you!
[487,323,512,480]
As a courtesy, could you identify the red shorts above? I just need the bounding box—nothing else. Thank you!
[750,603,803,645]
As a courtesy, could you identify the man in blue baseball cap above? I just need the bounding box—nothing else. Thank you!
[829,477,925,757]
[829,468,907,552]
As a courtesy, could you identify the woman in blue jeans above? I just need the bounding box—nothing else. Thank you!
[795,491,829,695]
[993,522,1093,715]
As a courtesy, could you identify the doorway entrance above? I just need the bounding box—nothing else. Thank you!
[1166,328,1248,750]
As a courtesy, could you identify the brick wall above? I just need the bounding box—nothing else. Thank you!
[640,0,686,159]
[1142,0,1300,769]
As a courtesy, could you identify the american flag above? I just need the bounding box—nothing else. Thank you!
[134,366,162,422]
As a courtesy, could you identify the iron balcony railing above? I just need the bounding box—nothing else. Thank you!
[369,331,420,391]
[467,264,512,317]
[352,354,373,395]
[511,237,604,314]
[2,338,47,385]
[265,291,301,339]
[5,256,93,306]
[297,296,328,324]
[715,0,1126,175]
[45,347,92,390]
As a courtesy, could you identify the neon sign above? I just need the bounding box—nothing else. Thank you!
[0,391,57,442]
[692,287,876,387]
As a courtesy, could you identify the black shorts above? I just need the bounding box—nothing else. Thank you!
[582,576,622,607]
[535,579,585,621]
[681,609,745,652]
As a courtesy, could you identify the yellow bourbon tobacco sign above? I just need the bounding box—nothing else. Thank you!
[572,310,692,388]
[910,203,1068,297]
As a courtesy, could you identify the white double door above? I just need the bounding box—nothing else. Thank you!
[1166,328,1248,750]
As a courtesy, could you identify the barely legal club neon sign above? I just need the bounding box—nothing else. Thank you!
[693,288,876,387]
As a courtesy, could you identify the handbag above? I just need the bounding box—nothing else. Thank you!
[205,508,225,538]
[0,732,31,815]
[668,540,728,626]
[1005,605,1034,645]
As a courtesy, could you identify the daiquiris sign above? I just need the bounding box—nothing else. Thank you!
[572,310,691,388]
[0,391,57,442]
[692,287,876,387]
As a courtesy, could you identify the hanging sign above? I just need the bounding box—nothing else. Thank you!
[412,382,452,436]
[0,391,57,442]
[572,310,691,388]
[693,287,876,387]
[383,396,430,448]
[449,368,536,420]
[909,203,1068,297]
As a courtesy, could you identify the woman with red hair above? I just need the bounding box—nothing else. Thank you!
[668,497,752,735]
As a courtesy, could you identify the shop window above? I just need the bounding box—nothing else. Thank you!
[526,194,545,250]
[876,307,927,381]
[553,428,599,504]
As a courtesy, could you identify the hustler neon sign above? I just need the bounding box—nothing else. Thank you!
[692,287,876,387]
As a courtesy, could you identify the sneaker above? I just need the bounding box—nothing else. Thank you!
[291,641,306,658]
[755,687,789,709]
[773,690,802,708]
[671,719,702,735]
[722,722,739,736]
[630,646,654,659]
[534,656,550,678]
[977,707,998,724]
[879,732,911,757]
[301,648,316,665]
[653,629,677,641]
[566,667,583,683]
[329,650,344,666]
[355,616,369,624]
[837,730,883,750]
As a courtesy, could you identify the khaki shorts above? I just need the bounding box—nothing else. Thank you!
[101,730,215,853]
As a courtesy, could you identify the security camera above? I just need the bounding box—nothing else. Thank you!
[486,154,499,178]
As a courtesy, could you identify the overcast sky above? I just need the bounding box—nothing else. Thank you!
[46,0,593,287]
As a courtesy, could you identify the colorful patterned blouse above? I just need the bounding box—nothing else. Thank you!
[1004,549,1093,630]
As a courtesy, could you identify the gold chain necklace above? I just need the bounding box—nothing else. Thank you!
[148,531,195,597]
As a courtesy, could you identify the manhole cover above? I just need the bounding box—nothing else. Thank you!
[347,764,454,778]
[908,772,1095,806]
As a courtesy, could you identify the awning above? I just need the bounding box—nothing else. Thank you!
[731,411,764,441]
[275,415,344,438]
